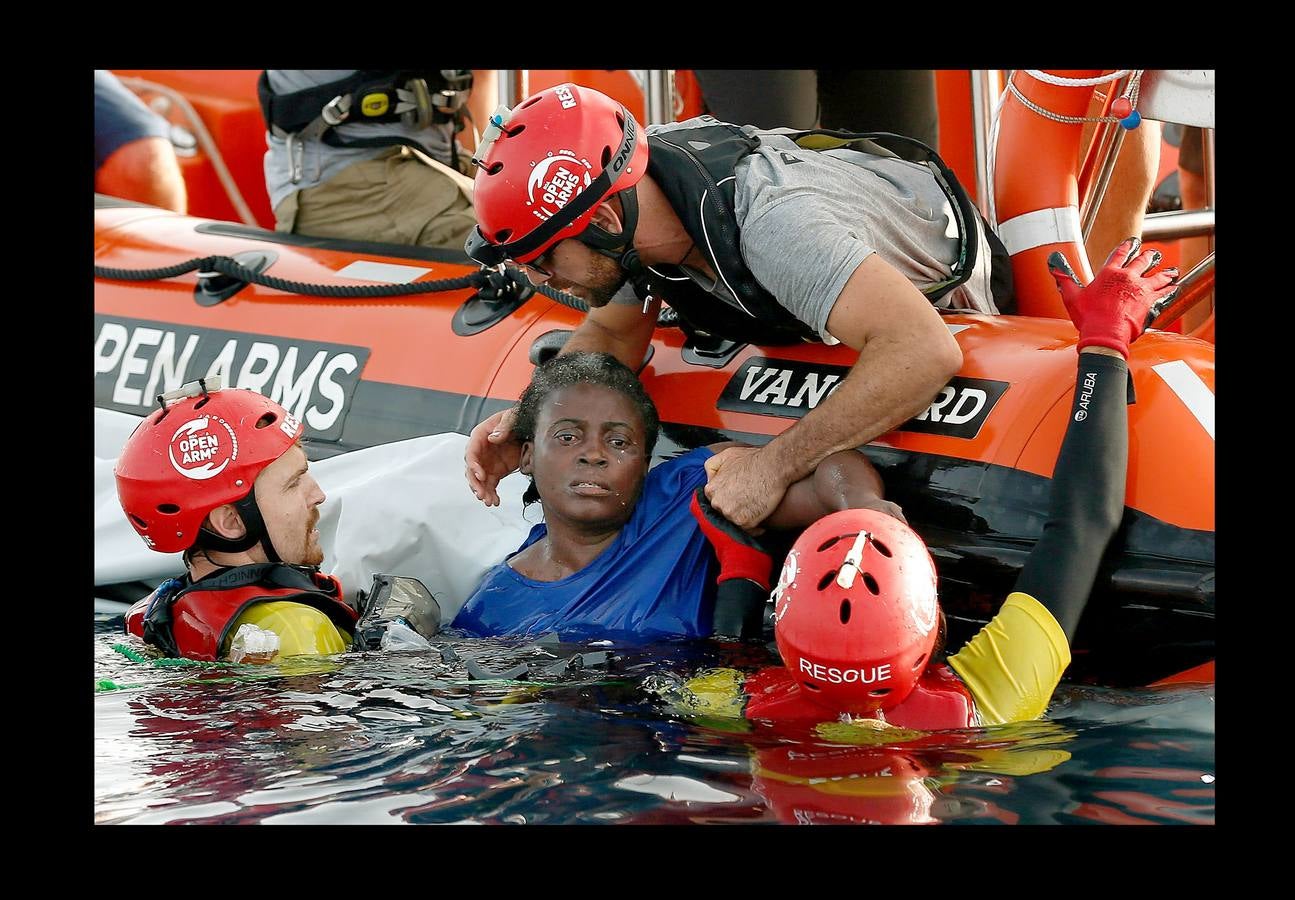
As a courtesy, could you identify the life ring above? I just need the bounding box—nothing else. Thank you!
[993,69,1108,319]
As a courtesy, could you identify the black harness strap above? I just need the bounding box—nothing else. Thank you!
[641,122,1014,345]
[258,70,473,173]
[787,129,981,302]
[645,121,818,345]
[788,128,1013,313]
[258,70,469,133]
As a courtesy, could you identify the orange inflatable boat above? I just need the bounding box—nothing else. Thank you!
[94,70,1214,687]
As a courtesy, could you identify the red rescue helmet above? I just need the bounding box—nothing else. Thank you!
[773,509,940,717]
[465,83,649,267]
[115,381,304,554]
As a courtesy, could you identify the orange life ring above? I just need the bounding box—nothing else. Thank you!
[993,69,1107,319]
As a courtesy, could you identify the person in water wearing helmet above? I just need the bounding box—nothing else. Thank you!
[463,83,1012,532]
[676,238,1178,729]
[453,351,903,643]
[115,383,358,662]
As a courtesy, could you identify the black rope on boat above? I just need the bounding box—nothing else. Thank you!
[531,280,591,313]
[95,255,479,298]
[94,254,592,312]
[96,257,218,281]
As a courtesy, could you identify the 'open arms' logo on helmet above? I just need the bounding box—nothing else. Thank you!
[526,151,593,224]
[168,415,239,481]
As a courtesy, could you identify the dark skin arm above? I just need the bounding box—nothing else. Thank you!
[697,441,902,640]
[704,254,962,529]
[705,441,905,531]
[561,295,662,365]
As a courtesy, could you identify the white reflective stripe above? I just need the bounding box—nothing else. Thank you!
[698,188,751,316]
[1152,360,1214,440]
[997,206,1082,256]
[335,261,431,284]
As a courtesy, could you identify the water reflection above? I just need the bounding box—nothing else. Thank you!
[94,620,1213,825]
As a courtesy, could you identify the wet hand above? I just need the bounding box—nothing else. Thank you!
[464,406,521,506]
[703,446,789,532]
[1048,236,1179,359]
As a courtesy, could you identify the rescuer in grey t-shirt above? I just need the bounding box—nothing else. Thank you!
[608,120,998,341]
[463,86,986,535]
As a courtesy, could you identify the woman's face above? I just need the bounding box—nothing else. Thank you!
[520,382,650,531]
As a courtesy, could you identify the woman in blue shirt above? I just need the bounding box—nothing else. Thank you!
[454,352,897,643]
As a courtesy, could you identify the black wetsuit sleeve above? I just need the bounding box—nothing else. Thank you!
[1013,353,1130,642]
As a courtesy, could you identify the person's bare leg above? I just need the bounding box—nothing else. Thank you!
[95,136,188,213]
[1083,118,1161,267]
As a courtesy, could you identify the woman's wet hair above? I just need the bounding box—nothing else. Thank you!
[514,352,660,505]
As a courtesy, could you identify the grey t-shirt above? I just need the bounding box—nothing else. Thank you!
[263,70,458,211]
[623,119,997,342]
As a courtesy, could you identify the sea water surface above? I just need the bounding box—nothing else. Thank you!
[94,609,1214,826]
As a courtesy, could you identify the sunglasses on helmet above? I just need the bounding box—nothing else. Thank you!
[464,228,557,281]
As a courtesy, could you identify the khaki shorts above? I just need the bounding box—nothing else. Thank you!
[275,146,476,251]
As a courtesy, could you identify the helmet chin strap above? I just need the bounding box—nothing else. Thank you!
[235,491,284,564]
[576,186,645,279]
[195,489,283,564]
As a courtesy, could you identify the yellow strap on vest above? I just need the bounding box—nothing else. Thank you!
[681,667,747,718]
[787,132,901,156]
[226,601,349,660]
[793,133,855,151]
[947,592,1072,726]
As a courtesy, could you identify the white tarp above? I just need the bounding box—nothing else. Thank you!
[94,408,532,623]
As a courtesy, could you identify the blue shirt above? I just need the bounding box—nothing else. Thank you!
[94,70,170,171]
[454,448,718,643]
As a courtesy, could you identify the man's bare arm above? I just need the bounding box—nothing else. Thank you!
[763,448,904,530]
[559,296,662,370]
[705,254,961,528]
[763,254,962,481]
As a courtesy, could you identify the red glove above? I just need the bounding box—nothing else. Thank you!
[690,487,774,639]
[1048,237,1179,359]
[690,487,774,588]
